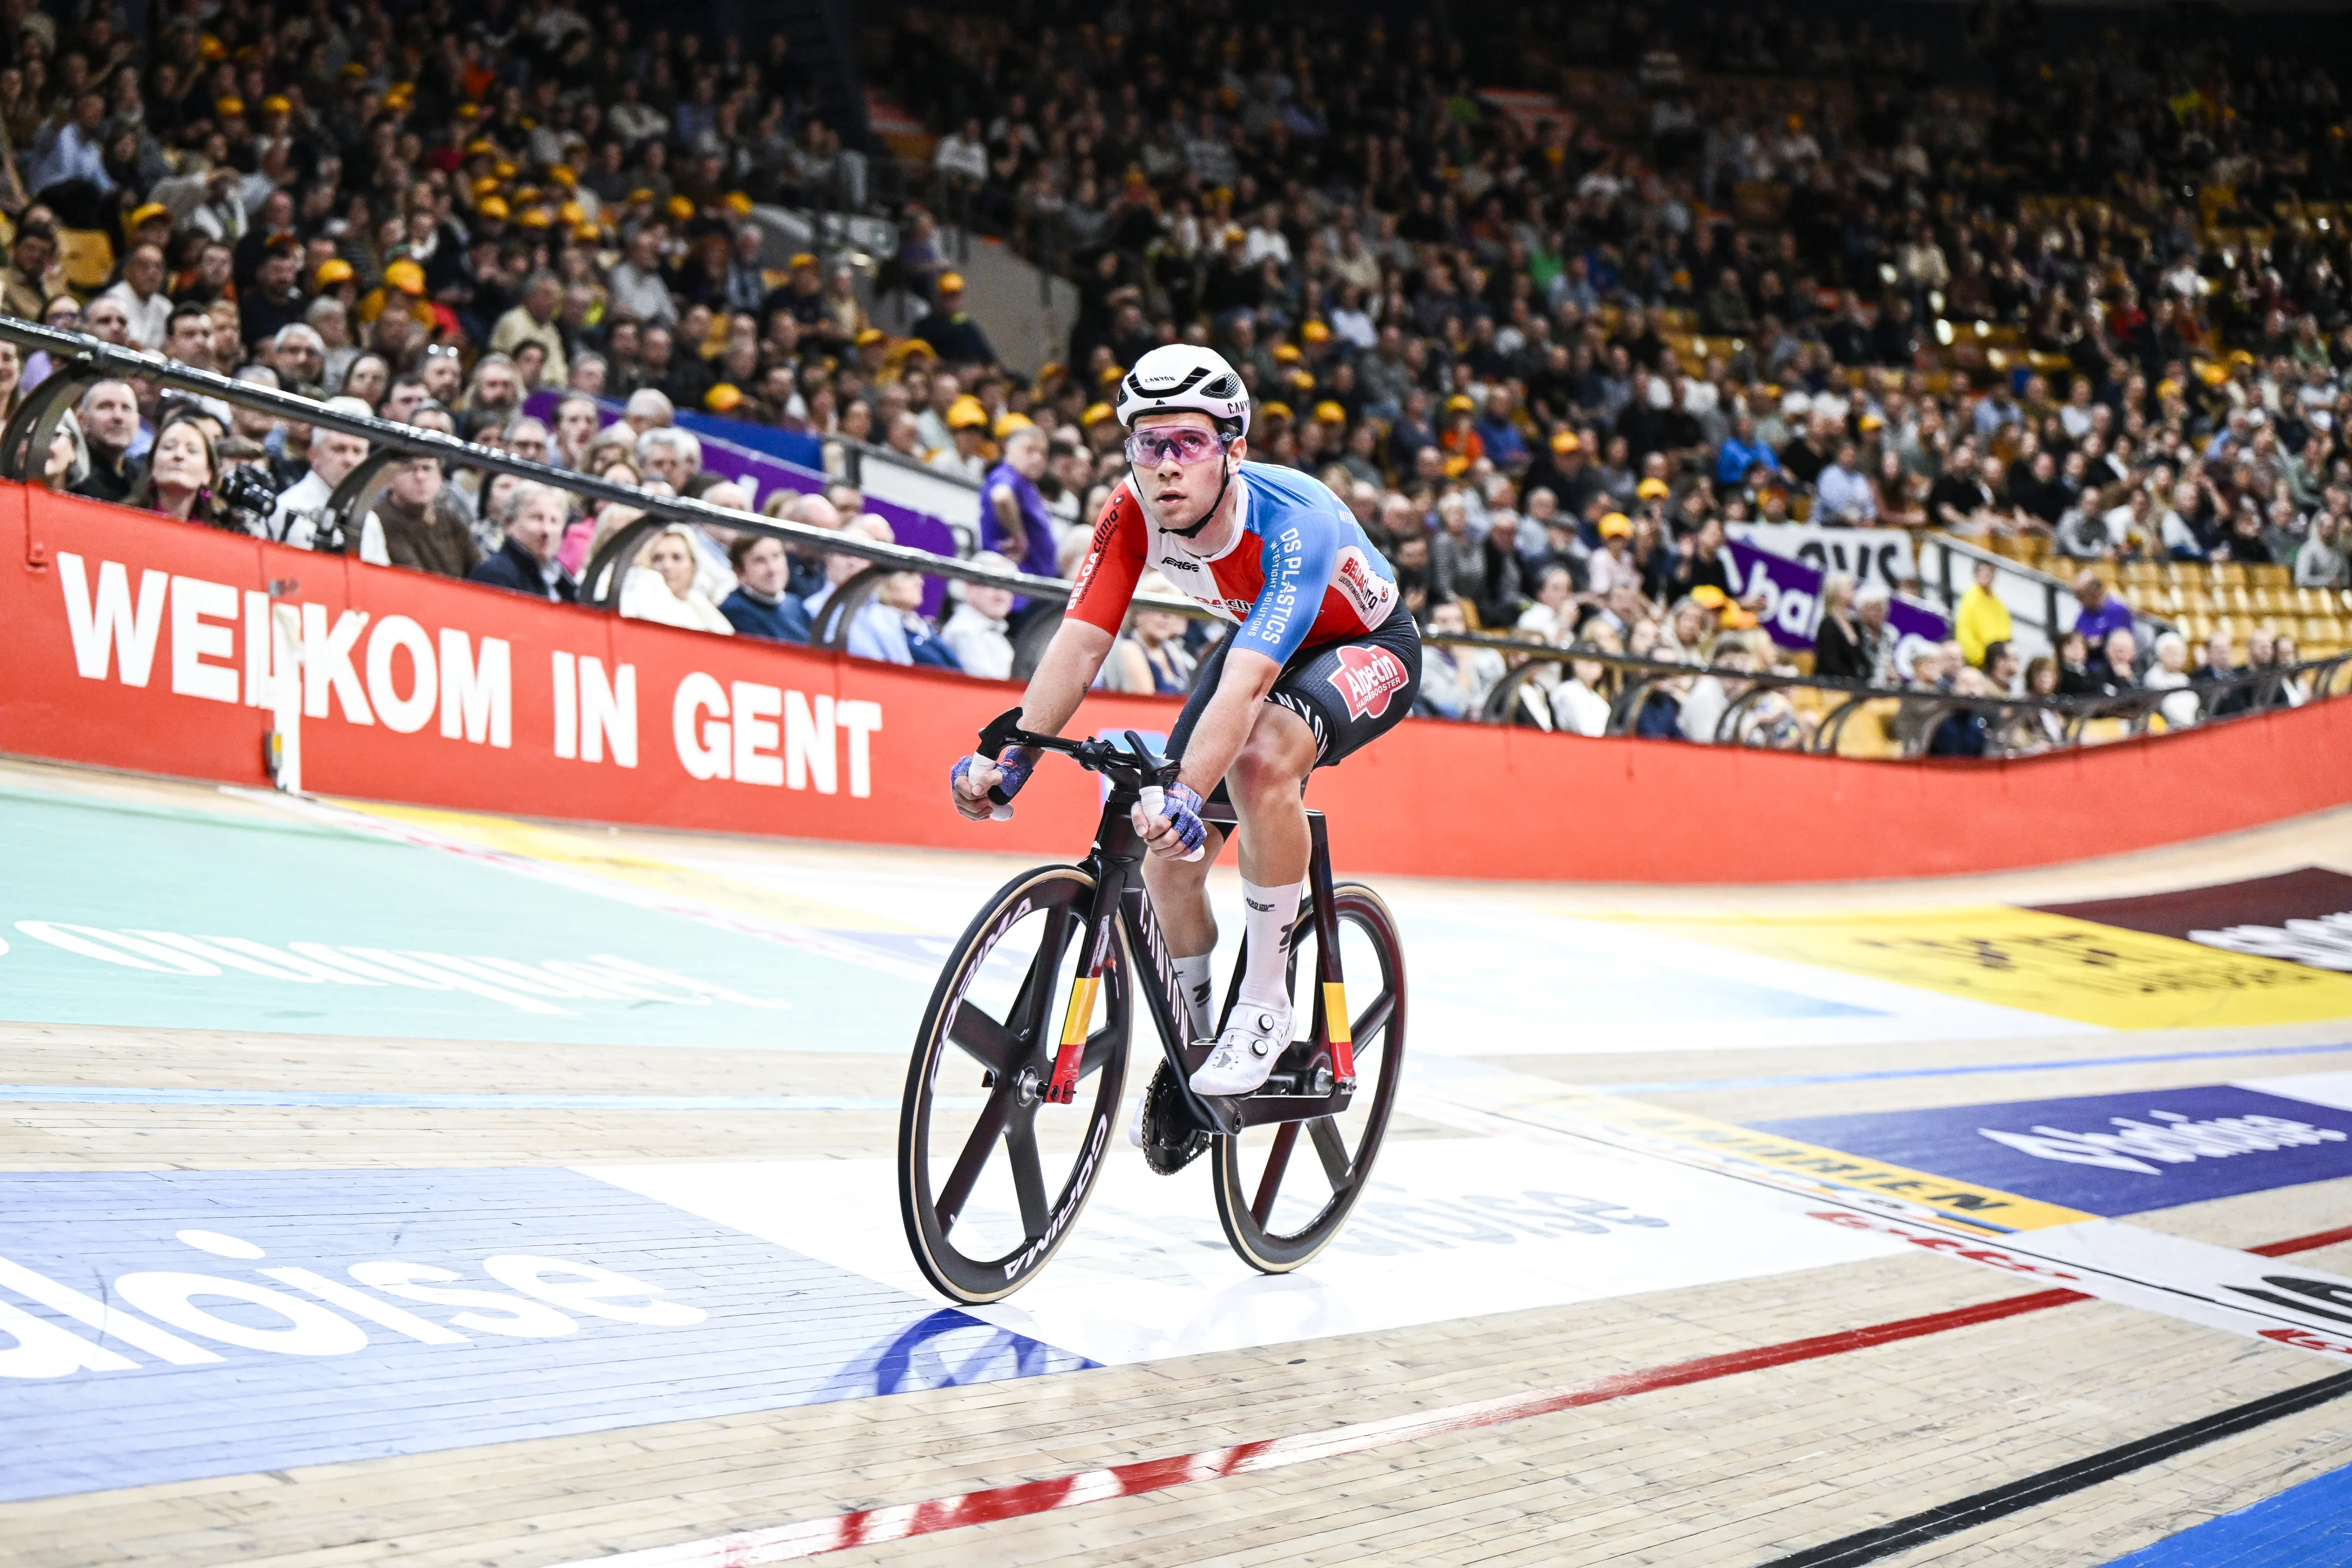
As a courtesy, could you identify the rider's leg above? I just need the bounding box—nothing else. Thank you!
[1224,703,1319,1015]
[1139,821,1225,1041]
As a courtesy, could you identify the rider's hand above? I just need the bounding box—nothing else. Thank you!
[1133,780,1207,861]
[951,746,1036,821]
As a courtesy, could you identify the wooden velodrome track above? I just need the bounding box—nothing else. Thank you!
[6,752,2352,1567]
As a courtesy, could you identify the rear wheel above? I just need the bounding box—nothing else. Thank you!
[1212,883,1406,1273]
[899,865,1128,1303]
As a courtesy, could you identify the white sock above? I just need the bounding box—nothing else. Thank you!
[1173,952,1215,1043]
[1237,878,1302,1016]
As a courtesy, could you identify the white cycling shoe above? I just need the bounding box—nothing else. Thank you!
[1188,1003,1294,1098]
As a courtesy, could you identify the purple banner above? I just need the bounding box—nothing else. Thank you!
[523,393,963,616]
[1725,537,1948,668]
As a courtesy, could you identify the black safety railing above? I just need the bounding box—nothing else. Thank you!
[1444,631,2352,754]
[5,314,2345,760]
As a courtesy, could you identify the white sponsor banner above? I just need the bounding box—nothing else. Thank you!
[593,1137,1909,1366]
[1727,523,1917,595]
[1415,1072,2352,1363]
[2245,1072,2352,1114]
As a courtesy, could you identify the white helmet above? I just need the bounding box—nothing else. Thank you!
[1116,344,1251,437]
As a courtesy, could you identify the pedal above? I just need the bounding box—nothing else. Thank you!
[1140,1061,1213,1174]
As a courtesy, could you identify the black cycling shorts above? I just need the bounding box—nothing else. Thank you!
[1166,603,1422,785]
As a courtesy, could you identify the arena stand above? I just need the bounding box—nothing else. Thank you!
[1,0,2351,868]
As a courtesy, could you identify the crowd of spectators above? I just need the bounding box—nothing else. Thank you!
[0,0,2342,746]
[876,1,2350,738]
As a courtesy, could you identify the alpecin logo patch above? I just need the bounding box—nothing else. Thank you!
[1327,644,1409,720]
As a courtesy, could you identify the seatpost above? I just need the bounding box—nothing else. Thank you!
[1305,813,1354,1087]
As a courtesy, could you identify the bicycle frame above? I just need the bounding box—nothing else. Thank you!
[981,714,1359,1139]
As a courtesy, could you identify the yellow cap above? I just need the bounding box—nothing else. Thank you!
[946,395,989,430]
[1551,429,1581,453]
[790,251,817,268]
[384,259,426,295]
[573,222,602,243]
[1690,584,1728,608]
[1636,477,1670,500]
[548,164,577,187]
[1261,400,1293,420]
[314,258,355,286]
[704,382,745,412]
[128,202,170,229]
[467,138,496,156]
[993,412,1035,437]
[1598,511,1633,538]
[1722,606,1759,629]
[472,175,501,197]
[216,95,245,117]
[1302,320,1330,342]
[477,195,510,219]
[1081,402,1114,424]
[1314,400,1346,423]
[261,94,290,115]
[494,159,518,179]
[558,201,584,225]
[1098,363,1125,385]
[198,33,227,60]
[722,190,752,215]
[1859,412,1885,431]
[1273,342,1302,363]
[518,208,551,228]
[938,270,965,292]
[666,195,695,220]
[1036,361,1065,383]
[456,103,481,120]
[854,326,886,347]
[1445,393,1475,412]
[627,187,654,204]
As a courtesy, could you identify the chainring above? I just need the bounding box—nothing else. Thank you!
[1141,1058,1213,1175]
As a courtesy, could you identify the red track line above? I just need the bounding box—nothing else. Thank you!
[564,1222,2352,1568]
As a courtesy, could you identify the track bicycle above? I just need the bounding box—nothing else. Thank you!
[896,709,1408,1304]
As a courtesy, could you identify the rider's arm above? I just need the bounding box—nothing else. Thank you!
[1016,618,1116,736]
[952,489,1143,820]
[1171,645,1281,797]
[1170,506,1339,794]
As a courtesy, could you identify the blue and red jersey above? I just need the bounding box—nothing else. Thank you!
[1065,463,1400,665]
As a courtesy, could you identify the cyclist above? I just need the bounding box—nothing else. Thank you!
[950,344,1420,1102]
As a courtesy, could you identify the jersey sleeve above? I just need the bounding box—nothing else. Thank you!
[1231,508,1340,665]
[1063,483,1148,635]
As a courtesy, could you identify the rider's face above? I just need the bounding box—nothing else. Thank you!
[1131,410,1242,537]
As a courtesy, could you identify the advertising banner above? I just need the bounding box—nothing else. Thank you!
[6,484,2352,883]
[1726,522,1917,596]
[1722,537,1948,662]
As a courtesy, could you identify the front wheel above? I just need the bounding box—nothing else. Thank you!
[1212,882,1406,1273]
[899,864,1128,1303]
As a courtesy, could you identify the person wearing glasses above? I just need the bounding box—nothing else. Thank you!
[948,344,1420,1101]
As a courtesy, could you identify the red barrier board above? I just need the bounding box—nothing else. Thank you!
[4,483,2348,884]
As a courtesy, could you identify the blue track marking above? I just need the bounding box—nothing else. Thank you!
[0,1168,1087,1501]
[0,1086,985,1110]
[1754,1084,2352,1216]
[1596,1041,2352,1096]
[2103,1458,2352,1567]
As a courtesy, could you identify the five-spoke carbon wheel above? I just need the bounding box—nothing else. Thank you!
[899,865,1129,1303]
[1213,883,1407,1273]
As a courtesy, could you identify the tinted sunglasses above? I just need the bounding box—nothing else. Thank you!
[1123,428,1227,466]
